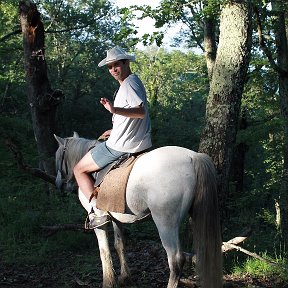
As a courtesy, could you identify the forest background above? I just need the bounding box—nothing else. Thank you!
[1,0,288,287]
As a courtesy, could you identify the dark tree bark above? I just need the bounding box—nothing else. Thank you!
[231,108,249,194]
[272,1,288,243]
[203,17,217,82]
[19,1,63,175]
[199,0,252,222]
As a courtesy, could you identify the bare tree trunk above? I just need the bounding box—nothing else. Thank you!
[199,0,252,222]
[19,1,63,176]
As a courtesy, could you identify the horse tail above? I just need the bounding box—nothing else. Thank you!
[190,153,223,288]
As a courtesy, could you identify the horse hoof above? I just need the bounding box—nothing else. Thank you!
[118,274,132,287]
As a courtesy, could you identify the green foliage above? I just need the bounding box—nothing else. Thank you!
[0,1,19,34]
[223,55,285,271]
[129,0,221,48]
[0,2,26,116]
[202,0,221,19]
[132,47,208,149]
[232,254,288,282]
[0,131,90,263]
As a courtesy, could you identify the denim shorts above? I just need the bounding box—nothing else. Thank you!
[90,141,125,169]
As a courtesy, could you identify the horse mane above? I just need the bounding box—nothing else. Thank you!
[66,137,99,168]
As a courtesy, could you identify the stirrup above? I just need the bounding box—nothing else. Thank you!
[84,212,111,230]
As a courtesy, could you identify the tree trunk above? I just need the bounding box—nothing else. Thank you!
[272,0,288,243]
[199,0,252,222]
[203,17,217,82]
[19,1,63,176]
[231,108,249,194]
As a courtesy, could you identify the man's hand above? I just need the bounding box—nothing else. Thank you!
[100,98,114,113]
[100,98,145,119]
[98,129,112,141]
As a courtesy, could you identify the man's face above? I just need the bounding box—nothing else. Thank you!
[107,60,130,83]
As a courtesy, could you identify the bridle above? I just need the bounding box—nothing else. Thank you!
[55,138,70,190]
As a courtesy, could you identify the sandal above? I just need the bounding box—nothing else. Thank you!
[84,212,111,229]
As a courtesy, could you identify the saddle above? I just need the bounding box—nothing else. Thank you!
[90,152,145,213]
[93,153,133,187]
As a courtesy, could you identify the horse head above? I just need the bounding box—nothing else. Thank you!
[54,132,99,193]
[54,132,80,193]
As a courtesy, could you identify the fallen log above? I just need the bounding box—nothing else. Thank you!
[222,227,278,266]
[223,242,278,266]
[222,227,252,252]
[41,223,91,237]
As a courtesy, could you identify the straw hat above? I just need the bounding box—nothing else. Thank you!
[98,46,135,67]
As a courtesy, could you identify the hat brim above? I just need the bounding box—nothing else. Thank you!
[98,55,135,67]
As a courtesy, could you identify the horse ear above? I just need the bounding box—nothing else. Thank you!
[73,131,79,138]
[54,134,65,146]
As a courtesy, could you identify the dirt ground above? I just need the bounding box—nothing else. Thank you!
[0,238,287,288]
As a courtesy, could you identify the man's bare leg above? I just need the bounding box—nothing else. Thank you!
[74,151,111,229]
[73,151,100,200]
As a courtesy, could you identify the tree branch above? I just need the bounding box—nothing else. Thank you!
[222,227,252,252]
[253,5,287,76]
[0,29,22,42]
[222,227,279,267]
[5,137,56,185]
[45,15,105,34]
[223,242,278,266]
[45,25,91,34]
[0,15,104,42]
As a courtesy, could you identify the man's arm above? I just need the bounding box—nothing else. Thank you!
[112,105,145,119]
[100,97,145,119]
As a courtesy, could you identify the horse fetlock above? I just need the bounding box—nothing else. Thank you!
[102,276,117,288]
[117,272,132,287]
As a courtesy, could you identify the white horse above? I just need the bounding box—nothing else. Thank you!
[54,133,223,288]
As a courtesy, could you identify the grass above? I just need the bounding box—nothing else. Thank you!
[230,252,288,284]
[0,163,90,264]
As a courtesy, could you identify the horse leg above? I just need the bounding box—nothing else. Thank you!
[94,226,117,288]
[112,221,131,285]
[78,190,116,287]
[153,217,185,288]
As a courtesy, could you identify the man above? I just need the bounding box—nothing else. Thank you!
[73,46,152,228]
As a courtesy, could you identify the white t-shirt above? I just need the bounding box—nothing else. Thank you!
[106,74,152,153]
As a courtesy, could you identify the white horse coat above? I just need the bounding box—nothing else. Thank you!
[55,134,223,288]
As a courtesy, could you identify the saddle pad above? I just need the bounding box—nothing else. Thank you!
[95,155,140,213]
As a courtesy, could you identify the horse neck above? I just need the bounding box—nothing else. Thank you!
[67,138,98,170]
